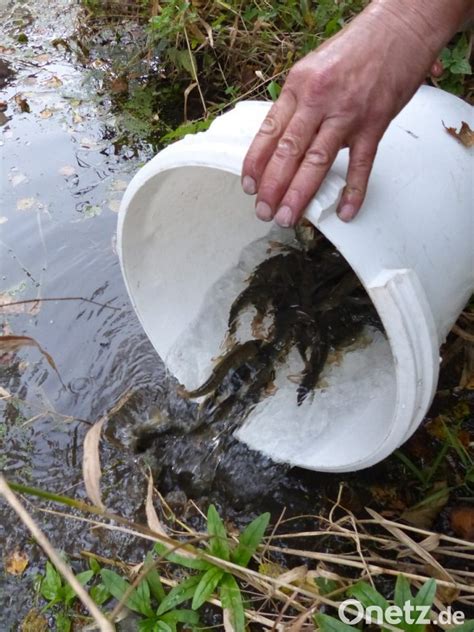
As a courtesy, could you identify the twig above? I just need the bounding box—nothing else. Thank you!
[0,297,121,311]
[0,476,115,632]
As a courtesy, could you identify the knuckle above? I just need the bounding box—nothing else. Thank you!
[302,71,332,105]
[275,133,303,159]
[350,154,374,173]
[257,113,282,138]
[258,176,283,200]
[304,145,332,168]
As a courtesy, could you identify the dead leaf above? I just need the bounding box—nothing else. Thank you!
[58,164,76,177]
[0,100,7,112]
[20,608,48,632]
[14,94,30,113]
[6,548,29,575]
[401,481,449,529]
[16,197,36,211]
[72,112,83,124]
[450,506,474,541]
[0,46,15,55]
[32,53,51,65]
[39,108,53,119]
[44,75,63,89]
[443,121,474,148]
[146,471,167,535]
[109,76,128,94]
[0,335,61,382]
[83,417,106,510]
[0,295,41,316]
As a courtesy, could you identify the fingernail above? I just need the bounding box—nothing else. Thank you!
[256,201,273,221]
[338,203,356,222]
[274,205,293,227]
[242,175,257,195]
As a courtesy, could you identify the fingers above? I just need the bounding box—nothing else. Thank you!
[270,120,346,227]
[337,140,378,222]
[430,58,443,78]
[241,89,297,200]
[253,107,324,223]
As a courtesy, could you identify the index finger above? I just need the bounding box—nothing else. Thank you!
[241,89,297,195]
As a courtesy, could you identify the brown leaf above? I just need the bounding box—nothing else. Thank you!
[400,481,449,529]
[82,417,106,510]
[14,94,30,113]
[146,471,167,536]
[0,335,60,380]
[44,75,63,89]
[6,548,29,575]
[443,121,474,148]
[450,506,474,541]
[20,609,48,632]
[39,108,53,119]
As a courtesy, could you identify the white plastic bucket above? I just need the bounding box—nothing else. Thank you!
[117,86,473,472]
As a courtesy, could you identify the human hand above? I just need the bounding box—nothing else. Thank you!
[241,0,469,226]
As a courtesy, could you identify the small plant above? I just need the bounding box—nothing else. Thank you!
[37,559,99,631]
[155,504,270,631]
[439,33,472,95]
[316,575,438,631]
[100,553,200,632]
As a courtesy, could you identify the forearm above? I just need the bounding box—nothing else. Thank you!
[367,0,473,59]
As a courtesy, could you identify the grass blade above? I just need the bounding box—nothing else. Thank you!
[192,566,224,610]
[207,504,230,561]
[219,574,245,632]
[232,512,270,567]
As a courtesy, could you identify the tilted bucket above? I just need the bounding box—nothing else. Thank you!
[117,86,473,472]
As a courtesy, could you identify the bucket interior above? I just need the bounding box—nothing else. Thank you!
[120,166,397,471]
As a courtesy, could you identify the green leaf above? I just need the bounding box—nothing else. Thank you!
[138,620,160,632]
[63,570,94,604]
[136,576,154,617]
[156,574,202,616]
[314,613,355,632]
[145,553,166,603]
[267,80,281,102]
[160,609,200,626]
[413,578,436,609]
[314,577,340,596]
[54,611,72,632]
[154,542,210,571]
[192,566,224,609]
[40,562,62,601]
[219,574,245,632]
[207,504,230,561]
[232,512,270,568]
[394,574,413,609]
[347,581,389,611]
[100,569,154,616]
[450,58,472,75]
[88,557,101,575]
[90,583,111,606]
